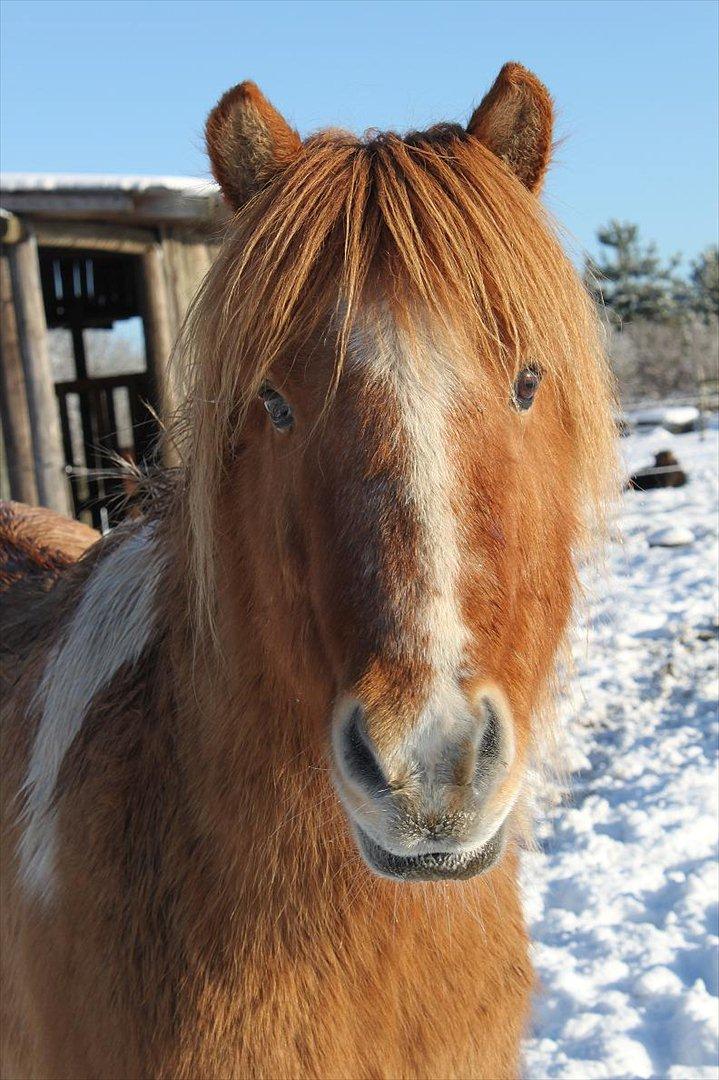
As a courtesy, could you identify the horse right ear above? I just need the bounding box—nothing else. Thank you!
[206,82,302,209]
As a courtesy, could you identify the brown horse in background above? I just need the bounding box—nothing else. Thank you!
[0,64,616,1079]
[0,502,98,591]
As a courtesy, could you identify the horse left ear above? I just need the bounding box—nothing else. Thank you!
[467,63,553,193]
[206,81,302,209]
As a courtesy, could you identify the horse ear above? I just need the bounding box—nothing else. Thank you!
[206,81,301,209]
[467,63,553,193]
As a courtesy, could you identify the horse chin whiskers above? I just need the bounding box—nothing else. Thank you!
[352,819,509,883]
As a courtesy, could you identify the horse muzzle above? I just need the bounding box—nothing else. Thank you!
[331,688,517,882]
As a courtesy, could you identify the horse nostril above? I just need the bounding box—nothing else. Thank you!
[473,694,514,788]
[342,707,389,796]
[479,699,501,759]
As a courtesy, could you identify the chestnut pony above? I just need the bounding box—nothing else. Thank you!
[0,64,616,1079]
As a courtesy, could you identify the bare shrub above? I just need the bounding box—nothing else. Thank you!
[606,314,718,405]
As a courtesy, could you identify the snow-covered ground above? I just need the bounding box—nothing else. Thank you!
[523,417,719,1080]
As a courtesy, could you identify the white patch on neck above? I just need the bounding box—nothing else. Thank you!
[19,524,164,901]
[348,312,471,754]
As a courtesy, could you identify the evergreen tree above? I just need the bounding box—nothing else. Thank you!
[585,220,681,324]
[688,246,719,320]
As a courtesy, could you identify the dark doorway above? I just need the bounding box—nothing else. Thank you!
[39,248,161,529]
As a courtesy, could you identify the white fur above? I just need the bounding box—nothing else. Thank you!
[19,525,164,900]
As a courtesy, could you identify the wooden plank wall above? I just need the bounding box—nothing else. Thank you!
[155,228,220,443]
[160,227,219,341]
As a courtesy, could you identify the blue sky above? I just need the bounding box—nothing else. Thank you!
[1,0,717,266]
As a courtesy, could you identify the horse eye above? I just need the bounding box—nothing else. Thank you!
[513,367,542,411]
[259,383,294,431]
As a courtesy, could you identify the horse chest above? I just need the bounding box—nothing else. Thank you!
[155,880,531,1080]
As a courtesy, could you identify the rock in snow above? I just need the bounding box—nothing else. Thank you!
[628,405,701,435]
[648,525,695,548]
[523,418,718,1079]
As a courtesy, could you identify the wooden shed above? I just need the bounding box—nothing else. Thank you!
[0,173,226,527]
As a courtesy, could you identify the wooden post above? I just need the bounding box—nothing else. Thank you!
[0,252,38,504]
[7,230,71,514]
[141,244,177,460]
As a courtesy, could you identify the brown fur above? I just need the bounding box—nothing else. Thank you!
[0,65,617,1080]
[0,502,98,591]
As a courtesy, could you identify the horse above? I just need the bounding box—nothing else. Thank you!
[0,63,617,1079]
[0,502,98,592]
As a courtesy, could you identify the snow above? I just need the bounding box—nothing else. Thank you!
[523,418,719,1080]
[0,172,219,195]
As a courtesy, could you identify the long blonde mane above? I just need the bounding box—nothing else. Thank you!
[173,123,617,635]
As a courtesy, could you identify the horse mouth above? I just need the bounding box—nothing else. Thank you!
[355,822,506,882]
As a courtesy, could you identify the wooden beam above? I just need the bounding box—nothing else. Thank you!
[0,254,38,504]
[2,191,135,218]
[35,220,156,254]
[7,231,71,515]
[0,188,226,227]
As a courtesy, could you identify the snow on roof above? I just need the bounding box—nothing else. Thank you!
[0,172,219,196]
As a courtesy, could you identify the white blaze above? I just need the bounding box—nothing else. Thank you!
[19,525,164,900]
[348,313,473,766]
